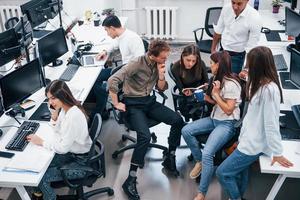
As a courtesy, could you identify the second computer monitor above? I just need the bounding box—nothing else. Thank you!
[0,28,22,67]
[0,58,45,111]
[285,7,300,37]
[290,48,300,88]
[36,27,68,67]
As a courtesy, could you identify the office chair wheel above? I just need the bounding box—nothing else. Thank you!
[112,152,118,159]
[151,132,157,143]
[108,189,114,196]
[187,153,194,161]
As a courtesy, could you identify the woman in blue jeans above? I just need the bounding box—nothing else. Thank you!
[182,51,242,200]
[27,80,92,200]
[216,46,293,200]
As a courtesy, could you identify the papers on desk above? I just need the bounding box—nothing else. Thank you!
[3,150,51,173]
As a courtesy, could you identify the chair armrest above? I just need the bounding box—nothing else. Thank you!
[193,27,205,43]
[153,89,168,105]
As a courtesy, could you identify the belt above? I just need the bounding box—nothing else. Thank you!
[227,50,246,56]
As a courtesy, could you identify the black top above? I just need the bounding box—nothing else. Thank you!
[171,59,208,92]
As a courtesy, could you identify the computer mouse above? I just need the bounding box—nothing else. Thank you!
[40,112,51,120]
[279,121,287,128]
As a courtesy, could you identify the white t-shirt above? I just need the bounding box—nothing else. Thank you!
[43,106,92,154]
[107,29,145,64]
[214,3,262,53]
[211,77,241,121]
[238,82,283,157]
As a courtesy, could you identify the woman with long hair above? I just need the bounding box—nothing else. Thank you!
[171,44,208,96]
[27,80,92,200]
[216,46,293,200]
[171,44,209,120]
[182,51,242,200]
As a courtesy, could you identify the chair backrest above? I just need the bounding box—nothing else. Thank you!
[204,7,222,38]
[88,114,103,158]
[5,17,19,30]
[142,38,149,53]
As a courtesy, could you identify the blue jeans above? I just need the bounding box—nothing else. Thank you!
[38,153,86,200]
[181,117,236,195]
[216,149,262,200]
[231,53,245,74]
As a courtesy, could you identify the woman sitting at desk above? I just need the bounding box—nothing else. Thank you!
[216,46,293,200]
[171,44,208,120]
[27,80,92,200]
[182,51,242,200]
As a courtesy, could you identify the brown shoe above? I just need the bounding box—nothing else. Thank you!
[190,161,202,179]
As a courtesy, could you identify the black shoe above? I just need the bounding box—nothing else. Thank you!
[101,109,110,120]
[122,177,140,200]
[162,153,179,172]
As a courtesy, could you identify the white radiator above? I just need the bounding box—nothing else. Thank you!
[0,6,22,32]
[145,7,178,39]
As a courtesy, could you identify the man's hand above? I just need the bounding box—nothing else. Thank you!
[157,63,166,81]
[114,102,126,112]
[27,134,43,146]
[271,156,293,168]
[239,69,248,81]
[96,50,107,61]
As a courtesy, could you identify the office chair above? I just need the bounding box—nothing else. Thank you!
[109,65,168,166]
[52,114,114,199]
[193,7,222,54]
[4,17,19,30]
[168,63,207,122]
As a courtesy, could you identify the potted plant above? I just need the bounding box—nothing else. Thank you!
[272,0,283,13]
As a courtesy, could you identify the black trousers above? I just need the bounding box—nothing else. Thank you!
[124,95,184,167]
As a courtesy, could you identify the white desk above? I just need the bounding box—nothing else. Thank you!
[259,141,300,200]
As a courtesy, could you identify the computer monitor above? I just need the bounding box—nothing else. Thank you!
[20,0,63,28]
[36,27,68,67]
[13,14,33,47]
[0,28,22,67]
[290,48,300,88]
[285,7,300,37]
[0,58,45,111]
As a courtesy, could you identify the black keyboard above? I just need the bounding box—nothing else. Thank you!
[265,31,281,42]
[6,121,40,151]
[274,54,288,71]
[59,64,79,81]
[85,56,95,65]
[292,104,300,128]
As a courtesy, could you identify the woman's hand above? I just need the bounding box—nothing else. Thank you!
[271,156,293,168]
[27,134,43,146]
[212,80,221,97]
[182,89,193,96]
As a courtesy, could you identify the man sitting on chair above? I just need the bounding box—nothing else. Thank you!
[108,39,184,200]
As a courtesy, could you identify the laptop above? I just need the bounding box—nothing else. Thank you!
[80,55,105,67]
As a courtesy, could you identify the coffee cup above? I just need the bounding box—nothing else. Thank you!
[194,89,204,102]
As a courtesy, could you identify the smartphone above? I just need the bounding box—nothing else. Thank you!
[0,151,15,158]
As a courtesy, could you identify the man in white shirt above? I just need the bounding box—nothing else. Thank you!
[92,15,145,120]
[211,0,262,74]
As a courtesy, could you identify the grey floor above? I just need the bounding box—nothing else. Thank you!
[4,43,300,200]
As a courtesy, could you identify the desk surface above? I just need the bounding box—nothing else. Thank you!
[259,141,300,176]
